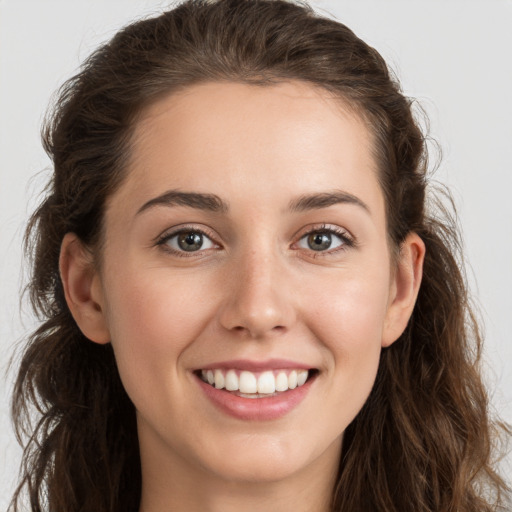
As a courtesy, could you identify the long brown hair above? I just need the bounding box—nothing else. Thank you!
[10,1,510,511]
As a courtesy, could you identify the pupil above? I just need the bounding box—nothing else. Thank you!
[178,232,203,251]
[308,232,331,251]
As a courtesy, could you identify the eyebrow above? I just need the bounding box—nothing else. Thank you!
[136,189,370,216]
[288,190,370,214]
[137,190,228,215]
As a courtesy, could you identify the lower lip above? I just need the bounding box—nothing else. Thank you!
[195,373,315,421]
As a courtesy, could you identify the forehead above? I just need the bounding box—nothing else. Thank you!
[133,80,368,149]
[111,80,384,223]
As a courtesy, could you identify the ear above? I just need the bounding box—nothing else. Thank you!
[382,232,425,348]
[59,232,110,344]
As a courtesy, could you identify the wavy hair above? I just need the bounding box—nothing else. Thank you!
[10,0,510,511]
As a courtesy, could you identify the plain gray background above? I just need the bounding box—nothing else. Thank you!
[1,0,511,507]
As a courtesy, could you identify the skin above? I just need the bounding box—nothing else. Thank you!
[60,81,425,512]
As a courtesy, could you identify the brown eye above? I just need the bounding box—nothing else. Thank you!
[177,232,204,252]
[161,229,216,254]
[297,228,349,253]
[307,232,333,251]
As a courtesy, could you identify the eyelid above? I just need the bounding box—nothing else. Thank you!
[153,222,356,258]
[154,224,218,244]
[292,223,356,255]
[154,224,221,257]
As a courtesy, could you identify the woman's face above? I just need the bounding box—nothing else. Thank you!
[67,81,422,488]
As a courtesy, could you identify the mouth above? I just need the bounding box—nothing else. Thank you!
[192,359,319,420]
[194,367,319,399]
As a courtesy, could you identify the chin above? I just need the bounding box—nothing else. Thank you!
[209,453,307,484]
[197,432,339,485]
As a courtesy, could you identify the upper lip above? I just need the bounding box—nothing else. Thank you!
[196,359,314,372]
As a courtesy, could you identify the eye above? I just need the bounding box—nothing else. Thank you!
[295,226,354,253]
[157,228,217,255]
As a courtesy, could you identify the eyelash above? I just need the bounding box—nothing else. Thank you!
[155,224,356,259]
[297,224,356,259]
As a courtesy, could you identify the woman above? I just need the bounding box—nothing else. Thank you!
[9,0,510,511]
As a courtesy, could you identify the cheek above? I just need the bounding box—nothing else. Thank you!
[102,267,216,393]
[303,265,390,406]
[306,266,391,350]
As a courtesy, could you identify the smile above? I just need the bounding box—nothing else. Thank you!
[194,364,318,421]
[200,368,310,396]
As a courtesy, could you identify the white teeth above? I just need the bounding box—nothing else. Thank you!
[297,370,308,386]
[257,371,276,394]
[239,371,258,393]
[225,369,239,391]
[214,369,225,389]
[275,371,289,392]
[288,370,298,389]
[200,368,312,395]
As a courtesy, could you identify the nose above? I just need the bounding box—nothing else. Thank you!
[217,250,296,339]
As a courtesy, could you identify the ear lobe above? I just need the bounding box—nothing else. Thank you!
[382,232,425,348]
[59,233,110,344]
